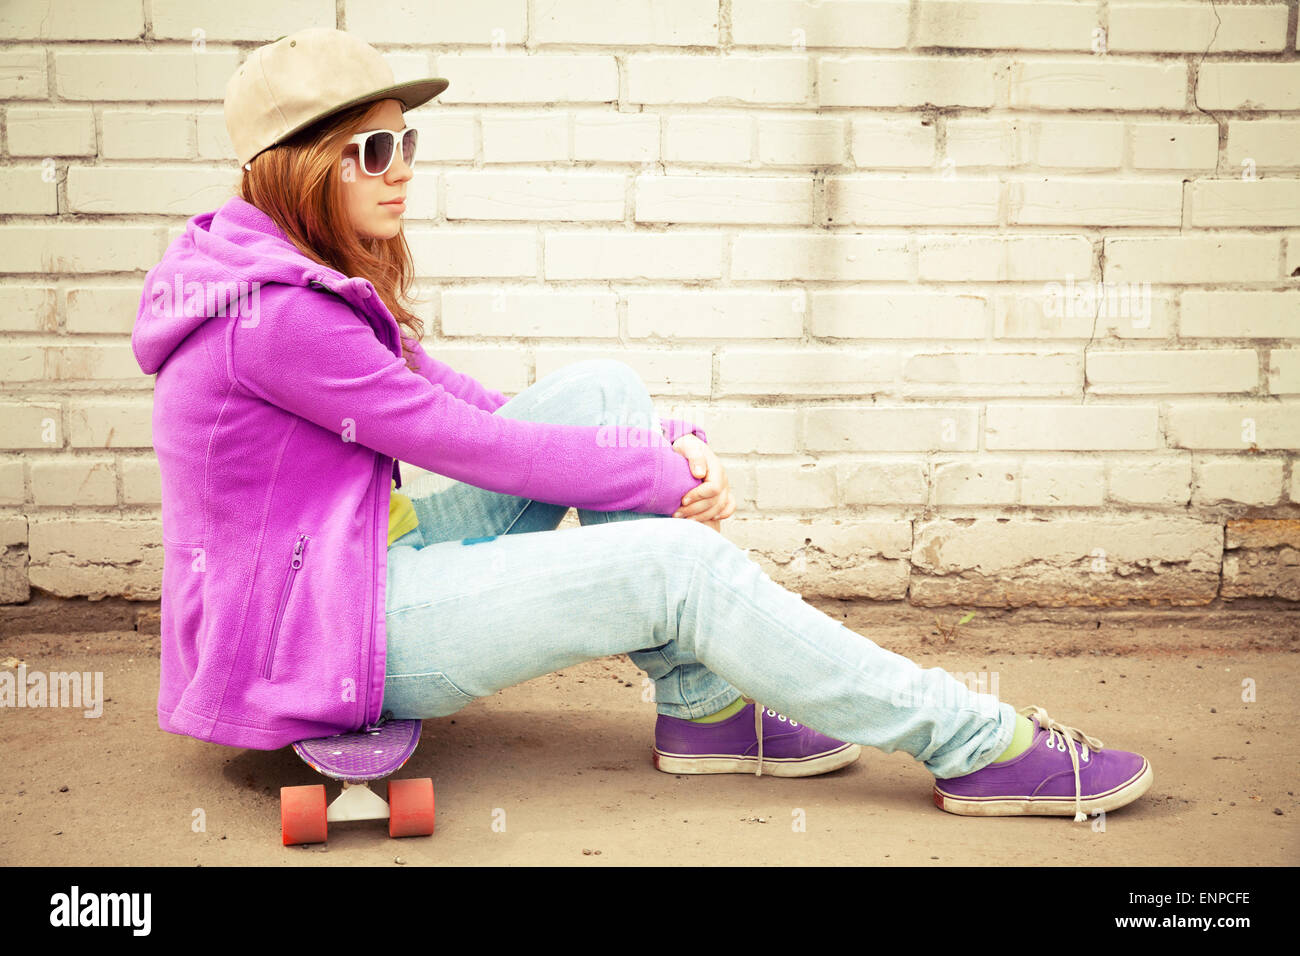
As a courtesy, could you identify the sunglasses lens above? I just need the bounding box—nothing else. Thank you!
[363,131,395,175]
[402,128,418,167]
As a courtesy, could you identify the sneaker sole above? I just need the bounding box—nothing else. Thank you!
[931,758,1153,817]
[653,742,862,777]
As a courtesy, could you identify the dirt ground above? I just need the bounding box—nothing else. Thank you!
[2,603,1297,867]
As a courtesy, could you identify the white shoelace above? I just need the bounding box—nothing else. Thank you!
[1021,705,1103,822]
[751,701,798,776]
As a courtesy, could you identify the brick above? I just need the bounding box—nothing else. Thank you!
[1181,293,1300,339]
[196,110,238,161]
[1167,404,1300,451]
[534,0,718,46]
[545,233,723,280]
[5,107,96,156]
[1021,118,1124,169]
[1194,459,1284,506]
[407,114,477,163]
[804,406,980,452]
[1288,233,1300,278]
[0,50,47,99]
[1109,2,1288,54]
[902,351,1080,397]
[0,226,161,274]
[1019,459,1107,507]
[631,55,808,105]
[985,405,1160,450]
[533,348,711,396]
[1009,179,1182,226]
[909,516,1221,607]
[916,0,1099,51]
[1267,350,1300,395]
[636,175,812,225]
[67,167,237,215]
[121,457,162,505]
[54,51,239,101]
[440,290,617,338]
[153,0,334,41]
[850,117,936,168]
[0,1,142,39]
[1107,458,1192,506]
[0,168,57,214]
[933,458,1019,505]
[481,113,568,163]
[728,516,911,600]
[1221,517,1300,600]
[754,462,838,510]
[1011,59,1185,110]
[918,235,1094,281]
[1197,63,1300,111]
[67,400,153,449]
[1227,120,1300,170]
[754,117,842,166]
[666,114,753,165]
[446,171,624,221]
[418,344,529,395]
[30,459,116,506]
[101,110,196,160]
[839,460,928,506]
[820,56,997,108]
[811,291,987,340]
[3,344,141,383]
[732,0,909,48]
[627,292,804,340]
[686,406,798,455]
[0,461,24,505]
[943,118,1016,167]
[0,287,57,333]
[0,514,30,603]
[27,517,162,600]
[827,177,1000,225]
[404,229,537,278]
[1086,349,1258,395]
[1189,180,1300,228]
[734,234,911,281]
[1104,236,1280,285]
[66,286,148,335]
[996,288,1172,341]
[434,54,617,103]
[345,0,525,44]
[1131,121,1219,171]
[719,348,898,396]
[0,403,63,450]
[574,113,659,163]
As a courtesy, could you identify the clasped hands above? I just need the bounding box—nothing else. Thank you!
[669,434,735,531]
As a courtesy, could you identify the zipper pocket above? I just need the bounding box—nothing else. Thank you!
[262,533,308,680]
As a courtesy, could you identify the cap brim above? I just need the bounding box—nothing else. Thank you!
[269,77,450,151]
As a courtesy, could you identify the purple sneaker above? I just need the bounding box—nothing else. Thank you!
[932,706,1153,821]
[653,699,861,777]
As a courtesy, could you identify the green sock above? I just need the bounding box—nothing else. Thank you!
[991,714,1035,762]
[689,696,748,723]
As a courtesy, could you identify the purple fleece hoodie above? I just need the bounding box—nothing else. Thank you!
[132,194,708,750]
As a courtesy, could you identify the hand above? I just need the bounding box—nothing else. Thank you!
[669,434,736,527]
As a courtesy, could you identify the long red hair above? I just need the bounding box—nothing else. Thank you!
[239,100,424,372]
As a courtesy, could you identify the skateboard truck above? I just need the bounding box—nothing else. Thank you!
[281,717,433,845]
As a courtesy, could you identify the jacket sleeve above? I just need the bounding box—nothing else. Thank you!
[658,417,708,446]
[403,332,509,413]
[229,286,704,516]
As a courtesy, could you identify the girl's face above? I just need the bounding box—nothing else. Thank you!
[341,99,413,241]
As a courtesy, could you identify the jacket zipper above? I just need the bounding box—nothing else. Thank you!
[263,533,308,679]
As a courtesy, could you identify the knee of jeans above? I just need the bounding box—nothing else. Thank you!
[579,358,654,421]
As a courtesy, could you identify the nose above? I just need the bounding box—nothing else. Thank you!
[386,149,413,185]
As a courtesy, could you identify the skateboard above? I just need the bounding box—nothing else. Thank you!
[280,717,434,845]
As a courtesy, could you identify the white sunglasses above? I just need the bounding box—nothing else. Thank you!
[343,126,419,176]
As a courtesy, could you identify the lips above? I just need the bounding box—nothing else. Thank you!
[380,198,405,205]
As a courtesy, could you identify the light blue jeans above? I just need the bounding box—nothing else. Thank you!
[383,359,1017,779]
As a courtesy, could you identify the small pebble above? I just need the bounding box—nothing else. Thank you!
[58,786,68,793]
[582,848,592,855]
[394,857,406,865]
[1274,808,1284,816]
[1210,707,1217,713]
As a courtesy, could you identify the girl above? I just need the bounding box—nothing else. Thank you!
[134,28,1152,823]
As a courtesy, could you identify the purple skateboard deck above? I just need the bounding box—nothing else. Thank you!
[292,718,422,783]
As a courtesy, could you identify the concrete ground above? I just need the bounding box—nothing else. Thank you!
[2,603,1297,866]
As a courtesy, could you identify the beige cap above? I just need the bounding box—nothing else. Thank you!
[224,28,449,167]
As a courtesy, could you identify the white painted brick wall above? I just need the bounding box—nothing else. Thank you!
[1,1,1297,606]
